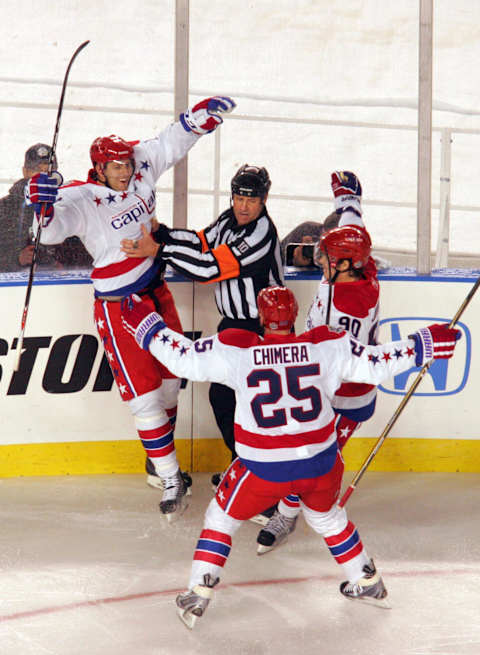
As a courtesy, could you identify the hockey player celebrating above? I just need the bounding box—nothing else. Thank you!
[257,171,381,553]
[24,95,235,520]
[120,285,460,628]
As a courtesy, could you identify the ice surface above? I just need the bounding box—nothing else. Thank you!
[1,472,480,655]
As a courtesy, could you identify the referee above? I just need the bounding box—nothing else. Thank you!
[121,165,284,478]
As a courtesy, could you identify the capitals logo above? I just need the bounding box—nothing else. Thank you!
[378,317,471,397]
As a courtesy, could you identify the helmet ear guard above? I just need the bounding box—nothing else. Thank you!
[257,286,298,331]
[231,164,271,199]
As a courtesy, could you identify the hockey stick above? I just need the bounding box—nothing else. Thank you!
[13,40,90,372]
[338,274,480,508]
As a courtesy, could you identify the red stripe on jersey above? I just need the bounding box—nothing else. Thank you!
[61,180,88,189]
[303,325,346,343]
[218,329,261,348]
[235,419,335,449]
[332,278,379,318]
[91,256,147,279]
[335,382,375,397]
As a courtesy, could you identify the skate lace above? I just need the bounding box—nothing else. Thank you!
[343,581,362,595]
[161,472,184,501]
[266,511,295,537]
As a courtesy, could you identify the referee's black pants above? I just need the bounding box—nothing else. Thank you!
[209,316,263,461]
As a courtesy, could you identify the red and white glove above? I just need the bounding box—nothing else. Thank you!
[121,294,165,350]
[410,323,461,367]
[25,171,63,225]
[180,96,236,135]
[331,170,362,218]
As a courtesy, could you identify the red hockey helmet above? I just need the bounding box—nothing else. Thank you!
[90,135,135,166]
[257,286,298,331]
[315,225,371,270]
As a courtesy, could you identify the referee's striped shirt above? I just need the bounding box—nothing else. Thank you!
[161,207,284,321]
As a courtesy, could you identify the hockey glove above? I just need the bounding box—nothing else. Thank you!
[409,323,461,367]
[180,96,236,135]
[25,171,63,226]
[331,170,362,217]
[121,294,166,351]
[152,222,173,245]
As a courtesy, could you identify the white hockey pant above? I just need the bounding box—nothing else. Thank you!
[128,380,181,478]
[301,501,370,583]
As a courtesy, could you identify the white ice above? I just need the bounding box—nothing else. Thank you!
[1,472,480,655]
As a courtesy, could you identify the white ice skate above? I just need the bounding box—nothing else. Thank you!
[340,559,391,609]
[159,469,189,522]
[176,574,219,629]
[256,510,298,555]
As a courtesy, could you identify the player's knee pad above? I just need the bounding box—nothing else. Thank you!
[128,387,168,423]
[301,502,348,537]
[156,377,181,409]
[204,498,243,536]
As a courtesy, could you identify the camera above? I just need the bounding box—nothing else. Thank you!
[285,243,315,267]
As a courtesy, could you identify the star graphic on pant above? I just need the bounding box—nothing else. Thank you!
[405,346,415,357]
[106,350,114,362]
[382,352,391,362]
[218,490,225,502]
[393,349,403,359]
[161,334,170,344]
[229,469,237,481]
[340,426,351,439]
[180,346,189,355]
[368,354,380,365]
[96,318,105,330]
[118,383,128,395]
[171,339,180,350]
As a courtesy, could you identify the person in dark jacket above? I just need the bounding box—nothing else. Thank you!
[0,143,91,272]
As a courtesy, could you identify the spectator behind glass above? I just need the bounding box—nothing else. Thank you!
[281,212,339,267]
[0,143,92,272]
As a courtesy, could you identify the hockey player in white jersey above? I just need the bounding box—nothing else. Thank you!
[120,285,460,628]
[257,171,381,554]
[24,96,235,519]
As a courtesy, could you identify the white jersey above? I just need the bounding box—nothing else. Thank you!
[306,210,380,421]
[33,122,198,297]
[147,324,418,482]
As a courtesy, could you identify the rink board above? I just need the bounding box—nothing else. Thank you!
[0,268,478,476]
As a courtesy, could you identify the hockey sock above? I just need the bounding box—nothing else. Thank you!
[189,529,232,588]
[324,520,370,583]
[278,495,301,518]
